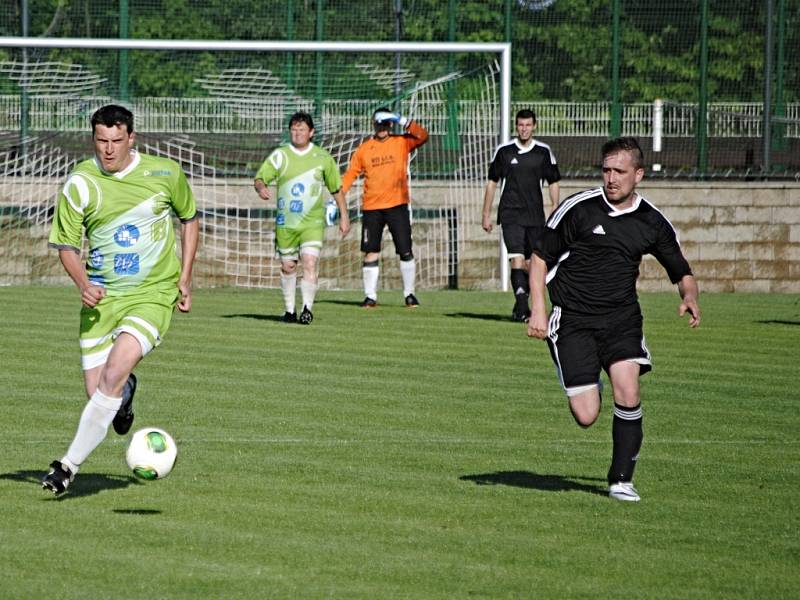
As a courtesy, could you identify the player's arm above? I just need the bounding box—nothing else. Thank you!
[332,189,350,237]
[58,248,106,308]
[677,274,700,328]
[482,180,498,233]
[526,253,548,339]
[177,218,199,313]
[341,149,364,197]
[404,119,429,148]
[548,181,561,212]
[254,178,271,201]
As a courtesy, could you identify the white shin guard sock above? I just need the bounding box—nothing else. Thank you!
[64,388,123,470]
[363,265,379,300]
[400,258,416,297]
[280,271,297,314]
[300,279,318,310]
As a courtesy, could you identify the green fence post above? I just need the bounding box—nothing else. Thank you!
[315,0,324,125]
[119,0,129,101]
[772,0,786,153]
[609,0,621,139]
[697,0,709,179]
[20,0,29,160]
[444,0,460,160]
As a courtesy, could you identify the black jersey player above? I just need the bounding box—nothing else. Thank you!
[527,137,701,502]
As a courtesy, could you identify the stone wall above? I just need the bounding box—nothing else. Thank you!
[405,179,800,293]
[3,178,798,292]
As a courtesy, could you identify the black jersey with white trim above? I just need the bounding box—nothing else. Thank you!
[534,187,692,315]
[488,139,561,226]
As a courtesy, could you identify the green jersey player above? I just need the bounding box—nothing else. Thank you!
[254,111,350,324]
[41,105,199,495]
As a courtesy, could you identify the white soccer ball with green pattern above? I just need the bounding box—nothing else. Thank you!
[126,427,178,480]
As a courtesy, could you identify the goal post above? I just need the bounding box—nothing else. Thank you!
[0,37,512,291]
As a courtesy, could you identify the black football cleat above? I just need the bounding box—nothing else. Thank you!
[41,460,74,495]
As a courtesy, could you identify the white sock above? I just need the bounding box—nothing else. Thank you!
[363,265,379,301]
[64,388,123,469]
[400,258,416,296]
[300,279,318,310]
[280,271,297,314]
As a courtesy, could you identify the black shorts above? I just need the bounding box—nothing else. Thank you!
[501,223,542,260]
[545,304,652,394]
[361,204,413,256]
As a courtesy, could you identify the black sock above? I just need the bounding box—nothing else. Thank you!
[608,403,643,484]
[510,268,529,308]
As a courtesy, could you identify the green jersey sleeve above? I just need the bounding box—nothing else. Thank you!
[49,173,95,251]
[323,153,342,193]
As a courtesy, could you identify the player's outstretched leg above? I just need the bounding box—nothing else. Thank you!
[113,373,137,435]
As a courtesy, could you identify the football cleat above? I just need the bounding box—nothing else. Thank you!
[41,460,74,495]
[404,293,420,308]
[360,297,377,308]
[298,306,314,325]
[112,373,137,435]
[511,308,531,323]
[608,481,641,502]
[282,311,298,323]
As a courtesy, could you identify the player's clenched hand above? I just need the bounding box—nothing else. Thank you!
[482,214,493,233]
[80,284,106,308]
[177,281,192,313]
[527,313,548,339]
[339,215,351,238]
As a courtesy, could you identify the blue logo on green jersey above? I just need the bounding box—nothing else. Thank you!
[276,214,285,226]
[114,253,140,275]
[89,248,104,268]
[289,200,303,213]
[291,183,305,196]
[114,224,140,247]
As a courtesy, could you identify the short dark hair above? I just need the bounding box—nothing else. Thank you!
[602,137,645,169]
[91,104,134,134]
[515,108,536,123]
[288,111,314,130]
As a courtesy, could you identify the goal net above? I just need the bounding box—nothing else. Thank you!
[0,40,508,291]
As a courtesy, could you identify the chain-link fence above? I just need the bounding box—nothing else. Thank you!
[1,0,798,177]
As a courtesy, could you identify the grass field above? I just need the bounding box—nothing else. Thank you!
[0,286,797,599]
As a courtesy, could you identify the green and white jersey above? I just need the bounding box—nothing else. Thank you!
[255,142,341,230]
[49,151,197,296]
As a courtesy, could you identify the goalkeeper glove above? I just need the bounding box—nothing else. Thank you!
[374,111,409,127]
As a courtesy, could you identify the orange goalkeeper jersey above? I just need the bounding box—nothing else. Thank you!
[341,121,428,211]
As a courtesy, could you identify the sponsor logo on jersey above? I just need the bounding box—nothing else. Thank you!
[277,198,285,210]
[592,224,606,235]
[143,169,172,177]
[289,200,303,213]
[276,214,286,226]
[291,183,305,197]
[114,253,140,275]
[114,224,140,247]
[89,248,104,268]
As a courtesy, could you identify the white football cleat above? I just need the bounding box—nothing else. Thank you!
[608,481,641,502]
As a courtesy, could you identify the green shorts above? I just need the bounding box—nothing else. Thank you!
[275,226,324,261]
[79,287,178,370]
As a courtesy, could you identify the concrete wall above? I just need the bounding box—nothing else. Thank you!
[3,179,799,292]
[405,179,800,293]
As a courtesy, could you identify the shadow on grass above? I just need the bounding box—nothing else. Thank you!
[221,313,285,322]
[315,299,365,307]
[757,319,800,326]
[0,469,142,501]
[112,509,163,515]
[446,312,517,323]
[460,470,607,497]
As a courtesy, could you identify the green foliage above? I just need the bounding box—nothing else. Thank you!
[0,1,794,102]
[0,287,798,597]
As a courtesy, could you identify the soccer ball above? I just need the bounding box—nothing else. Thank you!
[126,427,178,480]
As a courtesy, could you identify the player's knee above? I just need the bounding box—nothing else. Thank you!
[400,252,414,262]
[281,262,297,275]
[567,386,601,427]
